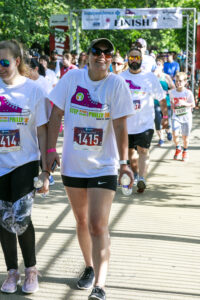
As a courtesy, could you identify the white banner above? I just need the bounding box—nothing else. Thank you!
[50,14,68,27]
[82,8,183,30]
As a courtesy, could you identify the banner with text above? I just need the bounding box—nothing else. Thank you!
[82,8,183,30]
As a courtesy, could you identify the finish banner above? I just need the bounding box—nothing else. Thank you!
[82,8,183,30]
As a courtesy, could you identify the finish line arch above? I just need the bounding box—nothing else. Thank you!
[69,7,196,93]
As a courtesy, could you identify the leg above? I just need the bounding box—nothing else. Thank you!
[88,188,115,288]
[18,221,36,268]
[137,146,149,178]
[182,135,189,149]
[65,187,93,267]
[128,148,138,174]
[0,226,18,270]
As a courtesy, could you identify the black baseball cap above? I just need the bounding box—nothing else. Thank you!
[88,38,114,53]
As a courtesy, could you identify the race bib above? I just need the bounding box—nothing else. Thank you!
[0,129,21,152]
[73,127,103,151]
[175,106,187,116]
[133,100,141,111]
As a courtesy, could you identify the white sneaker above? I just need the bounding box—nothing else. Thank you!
[1,269,21,293]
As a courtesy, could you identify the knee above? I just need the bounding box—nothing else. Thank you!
[76,216,88,229]
[138,147,148,156]
[89,220,107,237]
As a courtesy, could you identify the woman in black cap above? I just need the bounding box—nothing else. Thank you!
[46,38,134,300]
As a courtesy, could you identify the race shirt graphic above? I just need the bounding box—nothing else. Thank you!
[71,86,109,111]
[125,80,145,112]
[0,96,30,125]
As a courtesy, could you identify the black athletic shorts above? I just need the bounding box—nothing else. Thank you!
[0,161,39,203]
[62,175,118,192]
[128,129,154,149]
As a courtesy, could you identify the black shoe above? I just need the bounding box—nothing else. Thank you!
[88,286,106,300]
[77,266,95,290]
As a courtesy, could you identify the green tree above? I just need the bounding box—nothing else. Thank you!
[0,0,69,49]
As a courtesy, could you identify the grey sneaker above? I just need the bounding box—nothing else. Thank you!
[22,266,39,294]
[77,266,95,290]
[88,286,106,300]
[1,269,21,293]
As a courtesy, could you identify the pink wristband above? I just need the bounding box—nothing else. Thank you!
[162,115,168,119]
[47,148,56,153]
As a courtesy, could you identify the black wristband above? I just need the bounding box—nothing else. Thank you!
[42,170,50,176]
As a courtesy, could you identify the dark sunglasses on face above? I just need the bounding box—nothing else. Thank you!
[112,62,123,66]
[0,59,10,67]
[91,47,113,59]
[128,56,141,61]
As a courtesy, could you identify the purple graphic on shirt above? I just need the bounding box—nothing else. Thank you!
[125,80,141,90]
[0,96,30,116]
[71,86,108,111]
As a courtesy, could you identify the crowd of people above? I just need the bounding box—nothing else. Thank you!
[0,37,196,300]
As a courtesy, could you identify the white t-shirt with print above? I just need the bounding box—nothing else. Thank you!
[0,77,51,176]
[170,88,194,123]
[120,70,165,134]
[49,69,134,177]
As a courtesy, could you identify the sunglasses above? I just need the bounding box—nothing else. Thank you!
[112,62,123,66]
[128,56,141,61]
[0,59,10,67]
[91,47,113,59]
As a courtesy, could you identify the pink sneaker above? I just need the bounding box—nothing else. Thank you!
[0,96,30,116]
[71,86,108,111]
[22,266,39,294]
[1,269,21,293]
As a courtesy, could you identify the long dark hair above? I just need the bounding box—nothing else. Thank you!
[30,58,46,77]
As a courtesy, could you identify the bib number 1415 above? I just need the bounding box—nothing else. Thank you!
[73,127,103,151]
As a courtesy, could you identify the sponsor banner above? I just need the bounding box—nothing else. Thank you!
[82,8,183,30]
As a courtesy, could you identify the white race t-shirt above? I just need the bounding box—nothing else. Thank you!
[170,88,194,123]
[120,70,165,134]
[141,55,156,73]
[0,77,51,176]
[36,75,52,96]
[49,69,134,177]
[45,68,58,90]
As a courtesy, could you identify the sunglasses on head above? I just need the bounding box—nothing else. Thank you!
[91,47,113,59]
[112,62,123,66]
[0,59,10,67]
[128,56,141,61]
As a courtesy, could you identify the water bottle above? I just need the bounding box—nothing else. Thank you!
[121,174,132,196]
[33,177,48,198]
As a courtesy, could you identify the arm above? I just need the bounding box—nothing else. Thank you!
[113,116,133,188]
[37,124,49,194]
[165,74,175,90]
[47,104,64,172]
[160,98,169,129]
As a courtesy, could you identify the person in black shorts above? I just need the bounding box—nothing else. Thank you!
[46,38,134,300]
[120,46,168,193]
